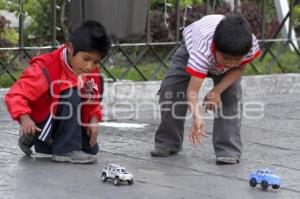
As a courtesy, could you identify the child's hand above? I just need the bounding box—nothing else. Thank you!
[188,117,208,146]
[203,90,221,112]
[19,114,41,135]
[86,117,99,147]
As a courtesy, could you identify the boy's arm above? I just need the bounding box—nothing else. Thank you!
[83,102,101,147]
[187,76,204,119]
[186,76,208,145]
[204,67,245,111]
[89,105,102,122]
[212,66,245,94]
[4,63,49,121]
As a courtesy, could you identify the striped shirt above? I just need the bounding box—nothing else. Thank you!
[183,15,260,78]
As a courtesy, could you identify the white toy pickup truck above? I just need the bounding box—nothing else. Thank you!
[101,164,134,186]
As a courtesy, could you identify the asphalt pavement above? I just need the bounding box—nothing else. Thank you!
[0,92,300,199]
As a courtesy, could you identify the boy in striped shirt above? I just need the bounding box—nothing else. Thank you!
[151,14,260,164]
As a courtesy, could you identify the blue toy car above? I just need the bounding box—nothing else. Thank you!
[249,169,281,190]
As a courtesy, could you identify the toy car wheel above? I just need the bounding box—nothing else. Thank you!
[261,180,269,190]
[114,177,120,186]
[249,178,257,187]
[128,180,133,185]
[101,173,108,182]
[272,185,280,189]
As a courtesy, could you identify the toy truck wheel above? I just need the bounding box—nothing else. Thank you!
[249,178,257,187]
[101,173,108,182]
[128,180,133,185]
[114,177,120,186]
[272,185,280,189]
[261,180,269,190]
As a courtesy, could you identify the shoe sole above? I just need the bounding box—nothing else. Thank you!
[150,151,171,157]
[150,150,179,157]
[216,158,240,165]
[52,155,97,164]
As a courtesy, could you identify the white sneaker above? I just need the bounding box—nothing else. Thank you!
[52,150,97,164]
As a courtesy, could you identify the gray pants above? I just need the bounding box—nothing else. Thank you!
[154,43,243,159]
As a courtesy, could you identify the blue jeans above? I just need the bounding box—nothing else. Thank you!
[34,88,99,155]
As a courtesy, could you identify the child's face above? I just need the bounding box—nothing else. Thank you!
[215,51,244,69]
[67,43,102,75]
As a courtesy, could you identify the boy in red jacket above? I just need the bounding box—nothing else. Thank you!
[5,20,111,164]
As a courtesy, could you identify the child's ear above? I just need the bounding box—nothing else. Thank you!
[67,42,74,55]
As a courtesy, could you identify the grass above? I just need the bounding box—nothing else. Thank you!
[103,62,168,81]
[104,50,300,81]
[0,70,22,88]
[244,49,300,75]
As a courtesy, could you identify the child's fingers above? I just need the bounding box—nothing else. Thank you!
[89,136,94,146]
[189,131,196,146]
[30,126,35,134]
[194,131,203,145]
[89,131,98,146]
[205,104,213,113]
[195,131,205,145]
[193,129,208,146]
[86,128,91,137]
[29,128,34,134]
[189,133,193,145]
[91,137,96,147]
[203,131,209,137]
[204,102,209,112]
[190,131,200,147]
[35,127,42,132]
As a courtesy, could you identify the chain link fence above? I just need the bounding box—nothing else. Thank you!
[0,0,300,86]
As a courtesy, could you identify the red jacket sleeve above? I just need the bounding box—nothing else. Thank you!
[83,102,102,122]
[4,62,49,121]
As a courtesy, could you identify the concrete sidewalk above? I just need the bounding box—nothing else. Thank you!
[1,76,300,199]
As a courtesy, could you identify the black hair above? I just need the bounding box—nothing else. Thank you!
[68,20,111,57]
[213,14,252,56]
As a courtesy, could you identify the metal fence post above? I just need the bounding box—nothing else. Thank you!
[19,0,24,49]
[288,0,293,40]
[234,0,238,13]
[261,0,266,40]
[205,0,210,14]
[1,0,300,84]
[52,0,57,48]
[175,0,180,42]
[146,0,151,43]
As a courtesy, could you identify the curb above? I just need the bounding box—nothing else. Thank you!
[1,74,300,120]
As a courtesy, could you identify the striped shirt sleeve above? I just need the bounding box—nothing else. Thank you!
[186,49,210,78]
[183,25,210,79]
[183,15,224,79]
[240,34,261,66]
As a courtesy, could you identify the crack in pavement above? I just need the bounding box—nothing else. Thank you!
[247,141,298,151]
[99,150,300,194]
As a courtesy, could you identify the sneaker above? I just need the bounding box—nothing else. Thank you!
[216,157,240,165]
[150,148,180,157]
[52,150,97,164]
[18,134,35,156]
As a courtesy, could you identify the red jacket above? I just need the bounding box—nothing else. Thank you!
[5,45,103,125]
